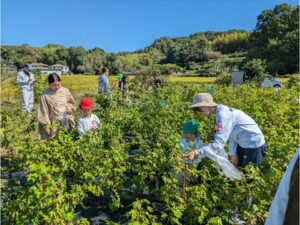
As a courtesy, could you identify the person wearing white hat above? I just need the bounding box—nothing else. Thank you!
[186,93,266,168]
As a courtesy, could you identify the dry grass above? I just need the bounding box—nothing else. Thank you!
[0,75,292,101]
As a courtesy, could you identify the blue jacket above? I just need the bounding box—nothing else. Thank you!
[98,75,110,94]
[180,137,205,164]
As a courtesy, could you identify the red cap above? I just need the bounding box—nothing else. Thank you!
[80,97,93,110]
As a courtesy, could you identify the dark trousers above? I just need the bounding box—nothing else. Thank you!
[237,144,267,167]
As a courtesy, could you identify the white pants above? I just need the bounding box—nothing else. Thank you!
[21,88,34,114]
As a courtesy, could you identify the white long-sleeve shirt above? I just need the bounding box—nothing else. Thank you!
[265,149,300,225]
[197,105,265,157]
[16,70,35,91]
[77,114,101,138]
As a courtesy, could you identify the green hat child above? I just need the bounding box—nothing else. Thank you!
[183,120,199,134]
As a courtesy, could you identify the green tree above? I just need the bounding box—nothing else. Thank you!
[1,44,39,68]
[212,31,250,54]
[167,34,211,67]
[111,53,154,73]
[39,45,60,65]
[248,3,299,74]
[66,47,86,73]
[84,48,107,74]
[243,59,266,81]
[145,37,175,62]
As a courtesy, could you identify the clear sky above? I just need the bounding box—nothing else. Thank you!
[1,0,298,53]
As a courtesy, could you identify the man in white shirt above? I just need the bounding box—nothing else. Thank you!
[16,65,35,114]
[186,93,266,167]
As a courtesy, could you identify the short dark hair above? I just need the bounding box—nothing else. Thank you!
[102,67,109,74]
[48,73,61,84]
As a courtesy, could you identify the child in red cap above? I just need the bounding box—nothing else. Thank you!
[77,97,101,138]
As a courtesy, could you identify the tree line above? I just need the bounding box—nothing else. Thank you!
[1,3,298,75]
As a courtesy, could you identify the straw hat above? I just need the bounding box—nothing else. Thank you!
[188,93,217,109]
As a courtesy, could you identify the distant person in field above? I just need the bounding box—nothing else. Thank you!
[118,74,129,93]
[185,93,266,168]
[16,64,35,114]
[77,97,101,139]
[38,73,76,139]
[98,67,111,96]
[153,74,164,88]
[117,73,132,106]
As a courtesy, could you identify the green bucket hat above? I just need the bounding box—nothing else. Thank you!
[183,120,199,134]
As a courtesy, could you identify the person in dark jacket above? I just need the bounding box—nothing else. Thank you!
[153,74,164,88]
[118,74,129,92]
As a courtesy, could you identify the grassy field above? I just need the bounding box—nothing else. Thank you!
[0,75,291,101]
[0,75,218,100]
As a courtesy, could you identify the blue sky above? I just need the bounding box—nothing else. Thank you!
[1,0,298,53]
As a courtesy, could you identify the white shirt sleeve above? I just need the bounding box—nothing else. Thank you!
[31,73,36,82]
[197,139,206,159]
[16,72,28,85]
[199,114,235,157]
[77,118,85,138]
[95,115,100,123]
[265,149,300,225]
[228,138,238,156]
[94,115,101,128]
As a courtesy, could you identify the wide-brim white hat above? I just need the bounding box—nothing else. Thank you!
[189,93,217,109]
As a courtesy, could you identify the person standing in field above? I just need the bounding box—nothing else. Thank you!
[38,73,76,139]
[185,93,266,168]
[16,64,35,114]
[153,74,164,88]
[118,73,131,104]
[98,67,111,96]
[118,74,129,93]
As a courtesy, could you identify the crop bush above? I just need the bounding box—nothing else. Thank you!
[1,83,299,224]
